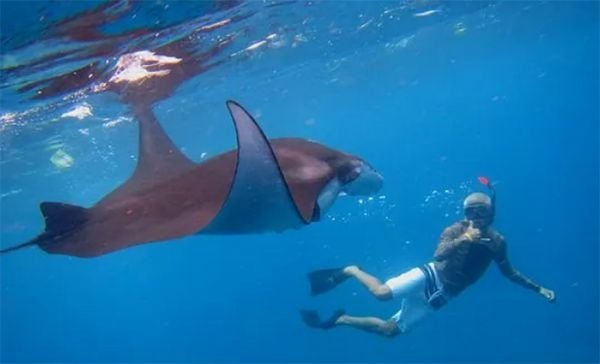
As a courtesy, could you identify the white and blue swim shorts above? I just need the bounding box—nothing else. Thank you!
[384,262,450,333]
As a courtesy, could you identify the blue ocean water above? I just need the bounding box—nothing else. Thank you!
[0,1,598,362]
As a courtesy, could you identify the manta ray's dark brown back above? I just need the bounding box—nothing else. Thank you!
[0,101,340,257]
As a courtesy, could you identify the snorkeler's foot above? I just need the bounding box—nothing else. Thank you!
[321,309,346,329]
[300,309,346,330]
[307,267,350,295]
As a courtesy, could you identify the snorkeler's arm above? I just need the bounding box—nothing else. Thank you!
[496,258,541,291]
[434,222,468,261]
[494,239,550,296]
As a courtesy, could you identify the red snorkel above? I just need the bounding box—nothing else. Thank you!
[478,176,496,218]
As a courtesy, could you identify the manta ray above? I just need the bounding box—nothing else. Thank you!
[1,101,382,257]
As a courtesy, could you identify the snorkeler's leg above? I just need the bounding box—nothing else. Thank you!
[343,266,392,300]
[306,266,392,299]
[336,314,399,337]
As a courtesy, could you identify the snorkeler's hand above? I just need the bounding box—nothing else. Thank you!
[462,222,481,242]
[539,287,556,303]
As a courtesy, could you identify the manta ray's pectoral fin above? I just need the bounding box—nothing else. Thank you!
[131,104,196,180]
[96,104,196,206]
[204,100,308,233]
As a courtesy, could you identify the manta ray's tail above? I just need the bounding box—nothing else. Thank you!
[0,202,89,255]
[0,239,40,254]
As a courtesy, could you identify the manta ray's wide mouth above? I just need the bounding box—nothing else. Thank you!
[343,163,383,196]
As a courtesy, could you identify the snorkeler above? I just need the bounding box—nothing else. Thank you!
[300,179,556,337]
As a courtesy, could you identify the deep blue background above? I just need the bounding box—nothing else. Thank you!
[1,2,598,362]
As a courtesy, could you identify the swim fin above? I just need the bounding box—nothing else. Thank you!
[307,267,349,295]
[300,309,345,330]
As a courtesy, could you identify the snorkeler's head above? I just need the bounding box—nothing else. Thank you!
[463,192,494,227]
